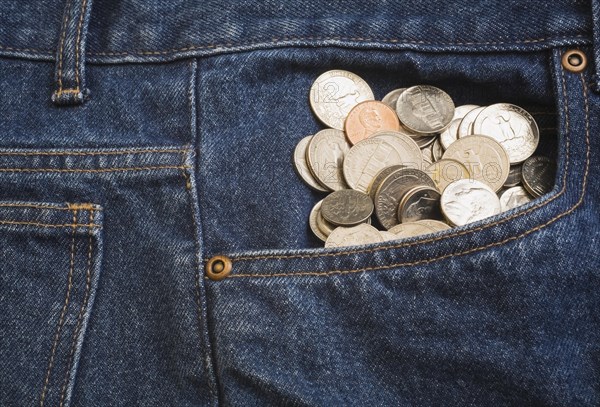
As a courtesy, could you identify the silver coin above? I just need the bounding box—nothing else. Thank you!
[439,118,461,150]
[396,85,455,134]
[412,134,437,149]
[425,159,471,193]
[499,186,533,212]
[306,129,351,191]
[457,106,486,138]
[380,230,400,241]
[374,168,436,230]
[343,137,415,193]
[381,88,407,109]
[293,135,328,192]
[431,138,444,162]
[504,164,523,187]
[371,131,425,169]
[316,209,336,237]
[472,103,539,164]
[325,223,383,248]
[367,164,405,202]
[453,104,480,121]
[442,135,510,192]
[321,190,374,226]
[388,221,438,238]
[309,70,374,130]
[417,219,452,232]
[309,200,328,242]
[441,179,501,226]
[397,185,443,223]
[421,143,435,164]
[522,156,556,198]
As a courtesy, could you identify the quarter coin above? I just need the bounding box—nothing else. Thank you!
[388,221,438,238]
[457,106,486,138]
[397,185,443,223]
[321,190,374,226]
[453,104,480,121]
[472,103,539,164]
[439,118,461,150]
[396,85,455,134]
[417,219,452,232]
[293,135,328,192]
[499,186,533,212]
[325,223,383,248]
[367,164,405,202]
[381,88,407,109]
[309,200,328,242]
[371,130,424,169]
[442,135,510,192]
[306,129,351,191]
[521,156,556,198]
[425,159,470,193]
[309,70,374,130]
[345,101,400,145]
[441,179,501,226]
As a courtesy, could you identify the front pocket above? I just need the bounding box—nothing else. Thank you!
[197,46,591,278]
[0,201,103,407]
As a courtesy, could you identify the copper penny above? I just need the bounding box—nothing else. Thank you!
[344,101,400,145]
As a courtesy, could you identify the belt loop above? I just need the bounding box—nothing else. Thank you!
[51,0,94,106]
[591,0,600,91]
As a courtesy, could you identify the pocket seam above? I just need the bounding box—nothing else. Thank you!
[226,70,590,278]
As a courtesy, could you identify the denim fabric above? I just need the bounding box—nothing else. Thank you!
[0,2,599,407]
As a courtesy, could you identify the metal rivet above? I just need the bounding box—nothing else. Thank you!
[562,49,587,73]
[205,255,232,281]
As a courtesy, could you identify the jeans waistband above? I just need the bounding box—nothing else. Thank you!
[0,0,596,104]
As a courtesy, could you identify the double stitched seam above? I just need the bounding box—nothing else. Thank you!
[72,0,88,93]
[56,0,75,94]
[0,148,191,156]
[39,209,78,406]
[0,220,100,228]
[0,165,191,173]
[58,209,94,407]
[227,67,590,278]
[90,34,590,56]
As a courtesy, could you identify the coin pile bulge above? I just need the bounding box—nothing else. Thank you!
[294,70,557,248]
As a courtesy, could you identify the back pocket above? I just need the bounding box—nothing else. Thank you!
[0,202,103,407]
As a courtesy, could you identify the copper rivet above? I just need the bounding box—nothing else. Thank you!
[206,255,232,281]
[562,49,587,73]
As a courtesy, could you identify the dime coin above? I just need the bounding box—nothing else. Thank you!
[504,164,523,187]
[431,138,444,162]
[306,129,351,191]
[499,186,533,212]
[441,179,501,226]
[367,164,405,202]
[293,135,328,192]
[309,200,328,242]
[321,189,374,226]
[457,106,486,138]
[325,223,383,248]
[371,131,424,169]
[374,168,436,230]
[425,159,470,193]
[309,70,374,130]
[316,209,336,237]
[397,185,443,223]
[417,219,452,232]
[521,156,556,198]
[388,221,438,238]
[345,101,400,145]
[472,103,539,164]
[381,88,407,109]
[343,138,407,193]
[442,135,510,192]
[396,85,455,134]
[439,118,461,150]
[453,104,480,121]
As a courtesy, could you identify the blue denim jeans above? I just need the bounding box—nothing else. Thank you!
[0,1,599,406]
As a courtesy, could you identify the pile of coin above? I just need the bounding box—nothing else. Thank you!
[293,70,557,248]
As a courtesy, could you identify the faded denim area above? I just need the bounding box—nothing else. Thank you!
[0,1,598,407]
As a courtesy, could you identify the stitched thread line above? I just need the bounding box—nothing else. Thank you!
[72,0,88,92]
[92,34,590,56]
[227,64,588,278]
[55,0,74,94]
[58,209,94,407]
[0,148,191,157]
[0,165,191,173]
[0,203,99,211]
[39,209,78,406]
[0,220,100,228]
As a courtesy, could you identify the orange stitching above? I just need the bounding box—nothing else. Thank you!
[73,0,88,91]
[54,89,81,96]
[0,165,191,173]
[0,203,97,211]
[55,0,74,93]
[59,209,94,407]
[39,209,78,406]
[0,147,191,156]
[90,34,590,57]
[0,220,100,228]
[228,71,590,278]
